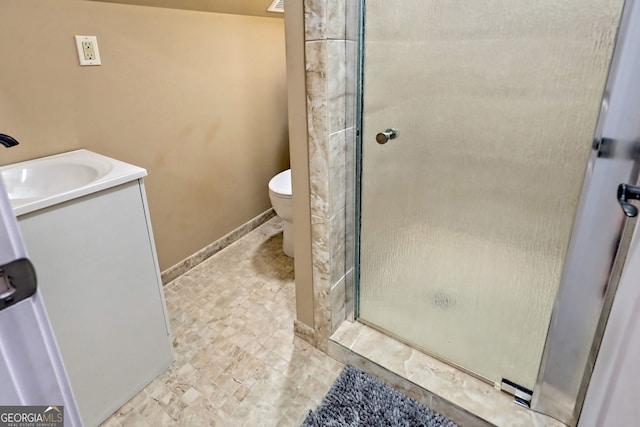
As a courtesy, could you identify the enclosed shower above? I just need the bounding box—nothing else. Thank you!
[352,0,636,425]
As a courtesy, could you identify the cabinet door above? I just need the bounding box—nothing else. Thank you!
[18,181,173,427]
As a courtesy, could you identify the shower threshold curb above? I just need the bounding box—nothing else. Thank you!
[328,321,566,427]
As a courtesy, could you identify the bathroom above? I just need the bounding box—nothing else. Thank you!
[1,0,640,426]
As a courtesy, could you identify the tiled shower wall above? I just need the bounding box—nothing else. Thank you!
[303,0,358,351]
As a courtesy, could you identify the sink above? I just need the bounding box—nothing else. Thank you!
[2,163,103,201]
[0,150,147,216]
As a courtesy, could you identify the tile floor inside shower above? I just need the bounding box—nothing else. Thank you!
[101,218,344,427]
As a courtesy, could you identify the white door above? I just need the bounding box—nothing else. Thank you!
[0,174,82,426]
[579,224,640,425]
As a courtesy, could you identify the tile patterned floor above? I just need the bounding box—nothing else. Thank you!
[101,218,344,427]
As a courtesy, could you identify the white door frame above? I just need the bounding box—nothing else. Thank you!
[577,0,640,424]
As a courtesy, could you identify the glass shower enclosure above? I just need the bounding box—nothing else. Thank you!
[356,0,629,425]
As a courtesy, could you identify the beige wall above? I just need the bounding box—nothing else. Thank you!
[284,1,314,328]
[0,0,289,271]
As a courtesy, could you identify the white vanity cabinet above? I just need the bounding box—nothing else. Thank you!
[17,179,173,427]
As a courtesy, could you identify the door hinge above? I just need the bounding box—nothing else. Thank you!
[501,378,533,408]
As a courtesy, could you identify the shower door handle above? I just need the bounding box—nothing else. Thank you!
[376,129,397,144]
[618,183,640,217]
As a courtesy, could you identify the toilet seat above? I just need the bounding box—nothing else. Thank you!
[268,169,292,198]
[268,168,293,257]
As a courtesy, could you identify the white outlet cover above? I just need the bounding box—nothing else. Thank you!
[74,35,101,66]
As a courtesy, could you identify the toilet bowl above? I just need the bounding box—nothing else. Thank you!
[268,169,294,257]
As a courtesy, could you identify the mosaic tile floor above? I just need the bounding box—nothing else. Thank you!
[101,218,344,427]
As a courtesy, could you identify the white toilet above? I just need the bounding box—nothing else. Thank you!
[268,169,294,257]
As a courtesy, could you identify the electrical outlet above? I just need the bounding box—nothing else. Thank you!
[82,41,95,60]
[75,35,101,66]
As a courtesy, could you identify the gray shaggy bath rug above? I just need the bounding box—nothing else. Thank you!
[301,366,459,427]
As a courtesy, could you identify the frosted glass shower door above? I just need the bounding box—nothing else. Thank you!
[358,0,624,389]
